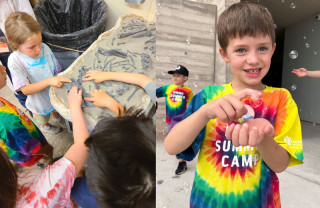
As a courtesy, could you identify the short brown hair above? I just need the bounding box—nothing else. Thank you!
[217,2,275,52]
[0,149,18,208]
[5,12,41,51]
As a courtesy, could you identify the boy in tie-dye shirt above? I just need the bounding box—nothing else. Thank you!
[157,65,193,175]
[0,65,52,166]
[165,2,303,208]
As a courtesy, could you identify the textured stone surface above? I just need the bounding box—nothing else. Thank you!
[50,15,155,131]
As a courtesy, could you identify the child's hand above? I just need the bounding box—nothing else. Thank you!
[84,89,112,108]
[203,88,262,123]
[225,118,275,147]
[49,76,72,87]
[68,86,83,109]
[83,71,106,83]
[292,68,308,77]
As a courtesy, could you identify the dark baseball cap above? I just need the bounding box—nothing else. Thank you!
[168,65,189,76]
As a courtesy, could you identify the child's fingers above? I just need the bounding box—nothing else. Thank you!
[238,123,249,146]
[60,77,72,83]
[84,96,94,102]
[225,123,235,140]
[248,127,258,146]
[77,89,83,97]
[231,124,241,147]
[224,96,247,120]
[234,88,263,101]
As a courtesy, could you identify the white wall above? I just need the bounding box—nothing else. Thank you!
[282,12,320,123]
[104,0,156,30]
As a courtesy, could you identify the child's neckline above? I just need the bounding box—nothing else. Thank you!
[230,82,266,92]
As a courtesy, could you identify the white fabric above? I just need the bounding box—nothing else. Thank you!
[16,158,77,208]
[0,0,36,34]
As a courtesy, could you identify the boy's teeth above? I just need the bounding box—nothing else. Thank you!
[247,69,259,73]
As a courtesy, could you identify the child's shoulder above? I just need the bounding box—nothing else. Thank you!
[264,85,292,97]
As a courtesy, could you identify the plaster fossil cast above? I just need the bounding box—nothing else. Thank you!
[49,14,156,131]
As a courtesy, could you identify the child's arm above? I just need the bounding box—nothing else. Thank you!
[292,68,320,78]
[84,89,124,116]
[63,86,89,175]
[165,88,262,155]
[225,118,290,173]
[83,71,153,88]
[20,76,72,95]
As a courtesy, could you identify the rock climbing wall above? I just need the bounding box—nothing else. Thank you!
[49,14,156,130]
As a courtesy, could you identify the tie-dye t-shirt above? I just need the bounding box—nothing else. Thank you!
[156,84,193,123]
[16,158,77,208]
[8,43,62,115]
[175,83,303,208]
[0,97,47,166]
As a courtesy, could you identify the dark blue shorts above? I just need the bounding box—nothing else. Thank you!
[71,176,99,208]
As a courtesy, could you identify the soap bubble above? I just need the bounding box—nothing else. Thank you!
[290,3,296,9]
[289,50,298,59]
[210,29,214,34]
[302,35,307,40]
[313,123,316,127]
[299,109,302,112]
[249,94,263,108]
[161,71,166,77]
[193,82,198,88]
[305,43,310,48]
[274,24,277,29]
[186,36,190,44]
[314,51,318,55]
[162,118,166,122]
[281,0,285,3]
[312,29,314,32]
[291,85,297,91]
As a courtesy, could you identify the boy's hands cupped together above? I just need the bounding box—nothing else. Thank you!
[203,88,262,123]
[225,118,275,147]
[49,76,72,87]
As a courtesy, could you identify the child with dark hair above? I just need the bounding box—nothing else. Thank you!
[165,2,303,208]
[83,109,155,207]
[0,85,89,207]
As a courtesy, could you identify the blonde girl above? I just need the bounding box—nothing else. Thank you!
[5,12,71,134]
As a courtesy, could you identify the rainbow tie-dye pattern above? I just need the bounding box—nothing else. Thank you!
[156,84,193,123]
[175,83,303,208]
[0,97,47,166]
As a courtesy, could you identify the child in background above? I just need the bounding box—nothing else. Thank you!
[0,86,89,207]
[165,2,303,208]
[5,12,71,134]
[156,65,193,175]
[292,68,320,78]
[0,64,53,167]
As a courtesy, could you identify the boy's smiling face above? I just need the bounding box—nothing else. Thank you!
[220,34,276,91]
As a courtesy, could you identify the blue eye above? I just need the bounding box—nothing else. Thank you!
[236,48,246,53]
[259,47,268,51]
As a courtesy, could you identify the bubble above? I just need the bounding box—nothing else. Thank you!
[312,29,314,32]
[162,118,166,122]
[305,43,310,48]
[299,109,302,112]
[249,95,263,108]
[157,2,161,6]
[193,82,198,88]
[314,51,318,55]
[158,77,161,81]
[291,85,297,91]
[281,0,285,2]
[290,3,296,9]
[289,50,298,59]
[302,36,307,40]
[156,12,160,16]
[210,29,214,34]
[186,37,190,44]
[313,123,316,127]
[274,24,277,29]
[161,71,166,77]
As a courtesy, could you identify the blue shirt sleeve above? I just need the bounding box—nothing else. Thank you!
[171,89,207,161]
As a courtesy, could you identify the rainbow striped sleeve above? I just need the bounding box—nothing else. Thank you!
[0,97,47,166]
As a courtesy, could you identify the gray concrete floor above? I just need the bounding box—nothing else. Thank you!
[156,117,320,208]
[0,85,74,163]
